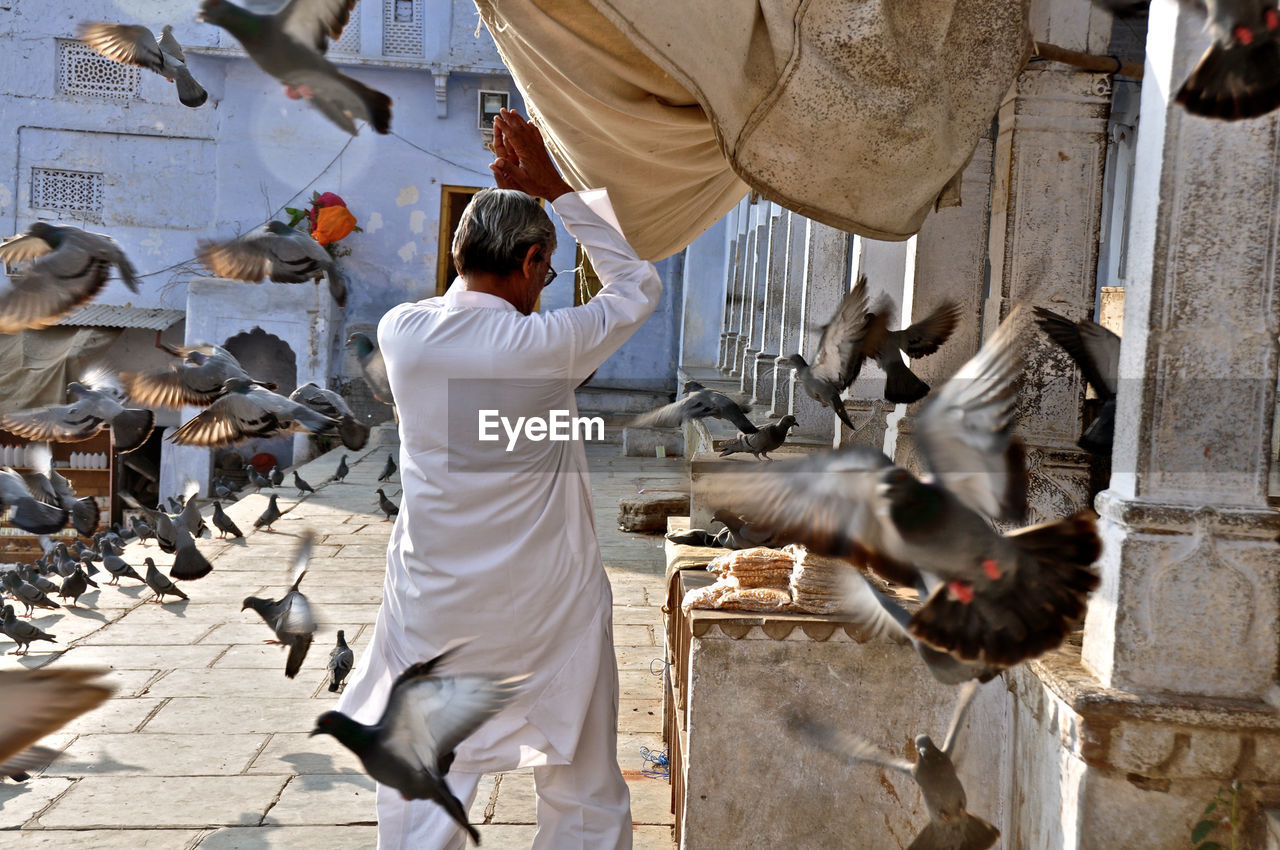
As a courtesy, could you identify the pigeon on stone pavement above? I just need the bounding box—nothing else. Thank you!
[334,454,350,482]
[197,0,391,135]
[631,381,758,434]
[1034,306,1120,455]
[1,368,154,453]
[17,567,55,596]
[212,500,244,539]
[270,466,285,488]
[0,468,68,536]
[346,333,395,406]
[718,415,798,461]
[125,341,270,409]
[175,479,209,539]
[245,464,274,493]
[169,519,213,581]
[0,223,138,334]
[144,557,188,603]
[785,274,889,429]
[255,493,283,532]
[78,22,208,107]
[58,564,98,607]
[168,378,341,447]
[293,471,315,496]
[242,531,316,678]
[102,553,145,586]
[0,668,114,781]
[196,222,347,305]
[703,307,1102,667]
[310,647,525,843]
[290,382,370,450]
[328,629,353,692]
[874,298,963,404]
[378,454,396,482]
[0,605,56,656]
[131,516,156,546]
[792,681,999,850]
[375,488,399,521]
[2,572,61,617]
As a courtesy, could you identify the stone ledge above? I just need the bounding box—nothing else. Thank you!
[1096,491,1280,538]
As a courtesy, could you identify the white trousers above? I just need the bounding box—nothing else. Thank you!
[374,651,633,850]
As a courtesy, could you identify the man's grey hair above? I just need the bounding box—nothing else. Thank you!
[452,188,556,278]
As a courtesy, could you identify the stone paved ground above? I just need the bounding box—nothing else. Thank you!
[0,432,682,849]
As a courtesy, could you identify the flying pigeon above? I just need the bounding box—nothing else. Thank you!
[255,493,283,532]
[212,500,244,539]
[293,471,315,495]
[1,368,154,453]
[175,479,208,539]
[0,468,69,536]
[874,298,963,404]
[22,444,99,537]
[346,333,394,406]
[242,531,316,678]
[2,572,61,617]
[58,564,98,607]
[196,222,346,305]
[310,648,525,843]
[270,466,285,488]
[290,382,370,449]
[375,488,399,521]
[378,454,396,482]
[78,22,208,107]
[144,557,188,603]
[102,553,145,586]
[245,464,274,493]
[124,342,269,409]
[718,415,798,461]
[0,605,56,656]
[1033,306,1120,455]
[631,381,758,434]
[0,223,138,334]
[168,377,341,447]
[704,307,1102,667]
[792,681,999,850]
[197,0,392,135]
[327,629,353,692]
[0,668,114,781]
[785,274,889,429]
[334,454,349,482]
[169,518,213,581]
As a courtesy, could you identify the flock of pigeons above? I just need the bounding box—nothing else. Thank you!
[638,283,1123,848]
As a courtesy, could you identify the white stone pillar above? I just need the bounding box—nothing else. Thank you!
[788,221,851,443]
[737,202,770,391]
[769,212,808,418]
[678,215,730,371]
[749,206,788,407]
[1081,2,1280,700]
[716,204,747,373]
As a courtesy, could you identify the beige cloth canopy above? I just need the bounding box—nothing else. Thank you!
[0,328,121,416]
[475,0,1029,260]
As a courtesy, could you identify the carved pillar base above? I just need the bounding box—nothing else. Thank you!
[738,347,760,397]
[835,399,894,451]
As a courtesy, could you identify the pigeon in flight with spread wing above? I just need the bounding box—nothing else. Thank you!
[197,0,391,135]
[196,222,346,305]
[0,468,69,537]
[290,381,369,450]
[168,377,341,447]
[1,368,154,453]
[632,381,758,434]
[704,308,1101,667]
[0,223,138,334]
[125,341,269,409]
[243,531,316,678]
[0,668,115,781]
[311,647,525,843]
[785,274,889,429]
[875,299,963,404]
[22,445,99,537]
[1034,306,1120,456]
[78,22,207,107]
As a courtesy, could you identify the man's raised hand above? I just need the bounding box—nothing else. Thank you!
[488,109,573,202]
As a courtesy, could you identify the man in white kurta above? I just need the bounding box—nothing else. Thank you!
[337,110,661,849]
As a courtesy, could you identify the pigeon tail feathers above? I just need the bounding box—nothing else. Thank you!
[1176,38,1280,121]
[882,357,931,405]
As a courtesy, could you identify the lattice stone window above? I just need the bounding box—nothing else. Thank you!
[383,0,423,57]
[57,39,141,99]
[31,168,104,220]
[332,9,362,54]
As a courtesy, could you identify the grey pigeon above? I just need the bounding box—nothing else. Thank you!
[375,488,399,521]
[704,308,1102,667]
[718,415,797,461]
[131,517,156,546]
[327,629,353,692]
[334,454,350,482]
[78,22,208,107]
[175,479,209,539]
[197,0,392,135]
[0,605,56,656]
[0,223,138,334]
[310,648,524,843]
[785,274,889,429]
[293,471,315,495]
[196,222,346,305]
[0,468,68,536]
[2,572,60,617]
[168,377,341,447]
[1175,0,1280,119]
[270,466,285,488]
[346,333,394,406]
[23,445,98,537]
[0,668,114,780]
[212,501,244,539]
[169,519,213,581]
[378,454,396,482]
[143,557,188,603]
[875,298,963,404]
[58,565,98,607]
[124,342,268,409]
[245,464,274,493]
[19,567,57,595]
[2,368,154,453]
[1034,306,1120,456]
[631,381,758,434]
[255,494,282,532]
[102,553,145,586]
[242,532,316,678]
[792,682,999,850]
[290,382,369,449]
[665,510,778,550]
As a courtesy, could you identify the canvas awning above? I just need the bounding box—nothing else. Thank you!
[475,0,1030,259]
[0,327,123,415]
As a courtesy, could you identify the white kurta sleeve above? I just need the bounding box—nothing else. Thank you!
[549,188,663,380]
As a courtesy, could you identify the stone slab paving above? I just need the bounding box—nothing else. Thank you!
[0,437,680,848]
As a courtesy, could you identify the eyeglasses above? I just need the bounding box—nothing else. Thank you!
[544,266,580,287]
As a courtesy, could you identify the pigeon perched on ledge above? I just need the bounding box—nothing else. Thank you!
[718,415,797,461]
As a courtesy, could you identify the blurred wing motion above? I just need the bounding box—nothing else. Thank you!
[0,669,115,777]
